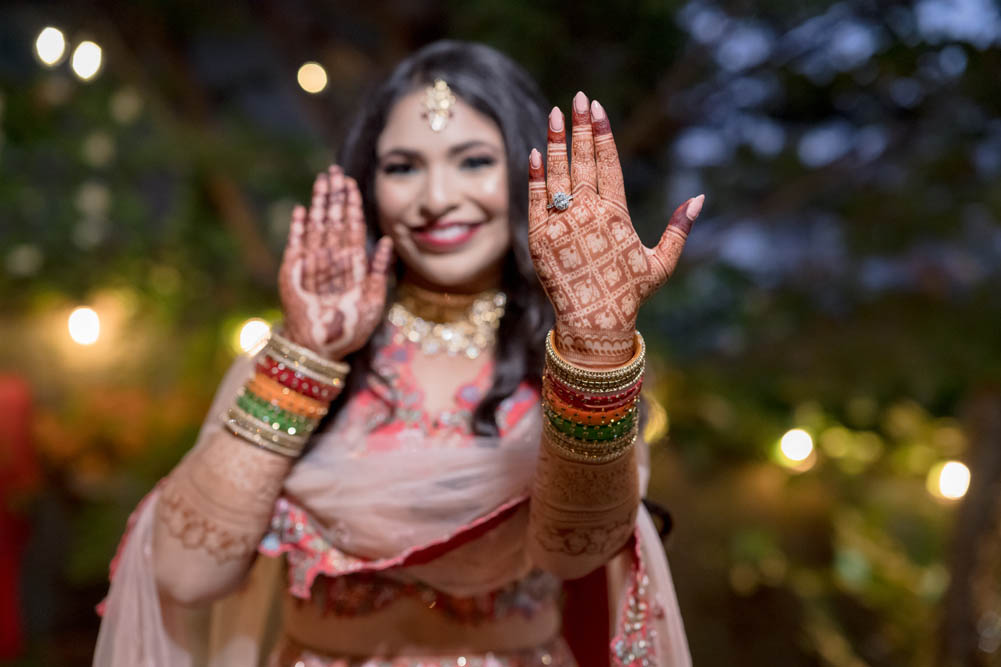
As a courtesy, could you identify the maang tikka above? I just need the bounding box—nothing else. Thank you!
[422,79,456,132]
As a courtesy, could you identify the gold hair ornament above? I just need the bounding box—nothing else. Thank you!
[423,79,456,132]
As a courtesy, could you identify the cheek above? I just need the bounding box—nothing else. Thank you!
[374,177,411,235]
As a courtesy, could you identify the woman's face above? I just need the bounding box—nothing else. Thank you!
[374,88,511,292]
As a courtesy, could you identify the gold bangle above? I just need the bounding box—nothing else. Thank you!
[224,417,303,458]
[267,329,350,379]
[225,407,308,451]
[542,418,637,464]
[545,330,645,392]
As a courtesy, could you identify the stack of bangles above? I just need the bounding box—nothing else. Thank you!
[222,329,349,458]
[542,330,645,464]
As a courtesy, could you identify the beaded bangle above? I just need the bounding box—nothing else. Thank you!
[542,419,637,464]
[543,385,637,426]
[266,330,350,380]
[247,373,330,419]
[545,407,636,441]
[545,330,645,393]
[545,371,643,410]
[224,408,305,458]
[236,389,317,436]
[256,357,342,401]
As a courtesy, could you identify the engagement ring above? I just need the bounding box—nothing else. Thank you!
[547,192,573,211]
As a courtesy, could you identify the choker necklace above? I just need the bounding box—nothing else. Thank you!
[388,284,506,358]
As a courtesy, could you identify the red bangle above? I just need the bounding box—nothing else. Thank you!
[542,385,637,425]
[545,371,642,410]
[256,356,342,402]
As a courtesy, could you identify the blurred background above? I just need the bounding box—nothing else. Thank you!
[1,0,1000,665]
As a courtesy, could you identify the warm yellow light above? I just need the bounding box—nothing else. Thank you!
[780,429,814,462]
[238,318,271,353]
[71,41,103,80]
[928,461,970,500]
[297,62,328,94]
[35,27,66,66]
[68,307,100,345]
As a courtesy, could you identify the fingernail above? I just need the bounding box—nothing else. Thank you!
[549,107,564,132]
[573,91,588,114]
[528,148,544,169]
[686,194,705,219]
[590,100,606,121]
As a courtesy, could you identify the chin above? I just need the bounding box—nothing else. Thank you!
[401,245,509,292]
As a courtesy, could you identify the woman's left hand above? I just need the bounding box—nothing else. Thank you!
[528,92,704,367]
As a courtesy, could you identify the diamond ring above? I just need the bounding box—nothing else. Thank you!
[547,192,573,211]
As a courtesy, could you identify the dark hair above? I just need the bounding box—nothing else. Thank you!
[334,40,554,436]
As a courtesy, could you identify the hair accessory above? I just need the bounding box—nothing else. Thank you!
[423,79,457,132]
[546,192,574,211]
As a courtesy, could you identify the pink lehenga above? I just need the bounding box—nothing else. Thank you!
[94,338,691,666]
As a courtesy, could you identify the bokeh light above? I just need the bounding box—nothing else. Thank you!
[236,318,271,354]
[68,307,100,345]
[780,429,814,461]
[35,27,66,66]
[927,461,971,500]
[71,41,103,80]
[297,62,328,94]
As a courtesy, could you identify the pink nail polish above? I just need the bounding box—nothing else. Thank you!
[573,92,588,115]
[686,194,705,219]
[590,100,606,121]
[529,148,542,169]
[549,107,564,133]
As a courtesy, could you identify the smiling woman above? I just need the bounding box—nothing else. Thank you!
[94,40,700,667]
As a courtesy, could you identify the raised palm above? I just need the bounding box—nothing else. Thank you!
[528,93,703,366]
[278,165,393,361]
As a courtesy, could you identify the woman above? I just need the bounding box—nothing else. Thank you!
[94,40,703,667]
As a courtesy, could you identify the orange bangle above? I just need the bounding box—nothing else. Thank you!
[542,384,636,426]
[246,373,330,419]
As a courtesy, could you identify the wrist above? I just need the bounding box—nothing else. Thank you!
[552,323,635,368]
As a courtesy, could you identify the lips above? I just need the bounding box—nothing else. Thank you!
[411,222,482,252]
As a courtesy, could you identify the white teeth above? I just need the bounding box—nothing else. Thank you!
[426,225,469,241]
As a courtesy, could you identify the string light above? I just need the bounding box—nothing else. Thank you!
[35,27,66,66]
[234,318,271,354]
[297,62,328,94]
[71,41,102,81]
[68,307,100,345]
[776,428,817,472]
[927,461,970,500]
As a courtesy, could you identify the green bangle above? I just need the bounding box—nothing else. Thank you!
[544,407,636,441]
[237,389,317,436]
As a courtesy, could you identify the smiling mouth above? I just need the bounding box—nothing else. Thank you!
[412,222,482,252]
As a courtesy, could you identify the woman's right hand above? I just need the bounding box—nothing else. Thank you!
[278,165,394,361]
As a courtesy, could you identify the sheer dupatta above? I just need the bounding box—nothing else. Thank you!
[94,355,690,666]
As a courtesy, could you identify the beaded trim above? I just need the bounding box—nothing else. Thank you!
[545,330,645,392]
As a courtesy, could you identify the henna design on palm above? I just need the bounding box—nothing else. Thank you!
[528,93,704,366]
[278,165,394,360]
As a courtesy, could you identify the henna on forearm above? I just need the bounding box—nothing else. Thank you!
[528,432,640,579]
[153,429,291,604]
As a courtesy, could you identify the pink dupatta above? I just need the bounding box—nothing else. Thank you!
[94,355,690,666]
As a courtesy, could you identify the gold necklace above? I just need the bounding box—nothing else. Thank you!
[387,284,506,358]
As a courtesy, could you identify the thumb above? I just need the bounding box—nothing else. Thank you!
[364,236,394,303]
[649,194,704,285]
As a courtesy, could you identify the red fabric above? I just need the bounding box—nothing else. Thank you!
[0,376,37,658]
[561,566,611,667]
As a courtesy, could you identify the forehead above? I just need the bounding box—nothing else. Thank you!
[377,88,504,154]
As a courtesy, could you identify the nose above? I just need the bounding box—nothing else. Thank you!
[417,164,459,220]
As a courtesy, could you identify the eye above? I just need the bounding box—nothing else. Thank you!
[381,162,416,175]
[460,155,497,170]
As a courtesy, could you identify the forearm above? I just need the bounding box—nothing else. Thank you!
[528,433,639,579]
[528,329,645,579]
[153,428,290,606]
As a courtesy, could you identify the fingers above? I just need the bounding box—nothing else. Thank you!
[344,176,367,248]
[285,205,307,261]
[649,194,705,285]
[324,165,346,248]
[546,107,571,203]
[364,236,394,303]
[528,148,548,237]
[591,100,626,208]
[306,172,329,248]
[570,91,596,194]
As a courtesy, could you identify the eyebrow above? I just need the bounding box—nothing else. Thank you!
[377,140,501,161]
